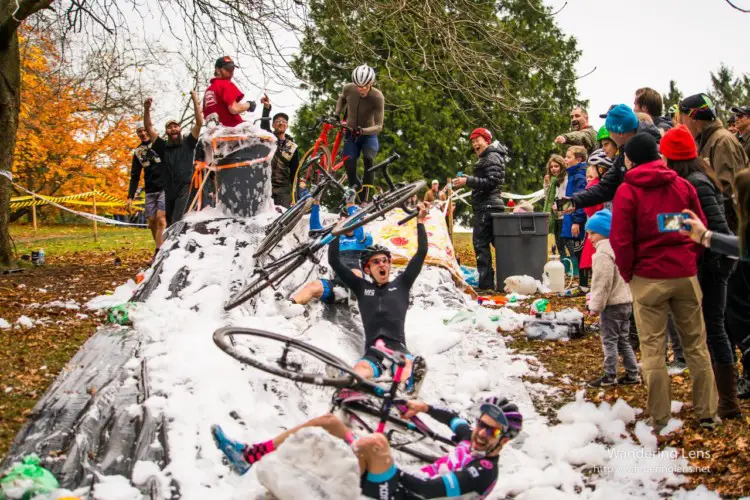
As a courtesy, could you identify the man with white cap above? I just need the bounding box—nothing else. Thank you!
[423,179,446,207]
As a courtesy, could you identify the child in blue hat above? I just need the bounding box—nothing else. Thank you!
[585,209,639,388]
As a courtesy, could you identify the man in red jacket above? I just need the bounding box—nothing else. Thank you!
[203,56,256,127]
[610,132,718,432]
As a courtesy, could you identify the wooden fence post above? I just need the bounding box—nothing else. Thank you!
[92,191,98,242]
[32,204,37,232]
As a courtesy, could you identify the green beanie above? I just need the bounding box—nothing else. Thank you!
[596,126,610,142]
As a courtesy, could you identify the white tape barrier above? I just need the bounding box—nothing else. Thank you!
[12,183,148,227]
[0,170,12,181]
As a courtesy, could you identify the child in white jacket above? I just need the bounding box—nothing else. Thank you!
[585,209,639,388]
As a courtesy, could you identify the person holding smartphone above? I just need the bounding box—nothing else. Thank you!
[610,132,719,432]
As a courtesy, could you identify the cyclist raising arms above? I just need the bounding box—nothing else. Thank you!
[212,395,523,499]
[329,202,428,394]
[335,64,385,201]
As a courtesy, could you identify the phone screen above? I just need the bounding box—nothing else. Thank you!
[657,213,688,232]
[555,199,573,212]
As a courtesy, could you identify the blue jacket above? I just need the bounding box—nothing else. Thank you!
[310,204,372,251]
[562,162,588,240]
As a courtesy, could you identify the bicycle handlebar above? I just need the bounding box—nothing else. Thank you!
[309,116,352,133]
[253,116,273,124]
[368,153,401,174]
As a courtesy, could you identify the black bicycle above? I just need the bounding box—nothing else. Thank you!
[212,327,454,462]
[253,155,347,259]
[224,156,424,310]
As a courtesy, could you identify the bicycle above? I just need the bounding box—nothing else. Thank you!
[224,156,423,310]
[212,328,454,462]
[291,116,351,205]
[253,153,348,259]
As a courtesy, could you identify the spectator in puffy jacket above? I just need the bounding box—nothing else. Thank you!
[678,93,749,232]
[660,125,741,419]
[610,132,718,432]
[570,105,661,210]
[680,168,750,399]
[452,127,506,289]
[561,146,588,290]
[634,87,672,133]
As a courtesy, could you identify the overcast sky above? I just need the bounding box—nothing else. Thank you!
[548,0,749,129]
[145,0,749,130]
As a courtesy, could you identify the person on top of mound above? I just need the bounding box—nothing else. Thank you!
[328,202,429,394]
[212,395,523,499]
[275,189,372,317]
[203,56,256,128]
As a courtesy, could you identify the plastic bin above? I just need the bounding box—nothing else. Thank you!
[491,212,550,290]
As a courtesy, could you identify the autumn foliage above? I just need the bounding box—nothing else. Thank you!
[12,29,136,216]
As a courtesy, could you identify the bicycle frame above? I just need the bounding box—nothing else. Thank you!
[306,119,351,181]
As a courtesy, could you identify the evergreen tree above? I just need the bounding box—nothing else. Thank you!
[291,0,581,221]
[708,63,750,123]
[662,80,683,116]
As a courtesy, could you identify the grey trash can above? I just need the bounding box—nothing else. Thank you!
[491,212,550,290]
[216,142,274,218]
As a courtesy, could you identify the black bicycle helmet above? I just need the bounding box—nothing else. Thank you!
[360,244,391,268]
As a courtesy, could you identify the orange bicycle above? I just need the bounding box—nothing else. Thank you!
[291,116,352,204]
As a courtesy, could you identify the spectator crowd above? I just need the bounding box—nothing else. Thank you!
[125,61,750,432]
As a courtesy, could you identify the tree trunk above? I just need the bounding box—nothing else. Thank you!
[0,27,19,266]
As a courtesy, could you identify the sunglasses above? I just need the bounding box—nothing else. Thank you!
[368,257,390,266]
[476,419,505,439]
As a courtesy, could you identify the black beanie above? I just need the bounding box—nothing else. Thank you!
[624,133,660,166]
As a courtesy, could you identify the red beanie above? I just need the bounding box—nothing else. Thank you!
[469,127,492,143]
[660,125,697,161]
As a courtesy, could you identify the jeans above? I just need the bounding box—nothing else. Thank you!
[726,261,750,374]
[600,303,638,376]
[698,256,735,366]
[343,133,379,198]
[472,209,501,289]
[165,184,191,225]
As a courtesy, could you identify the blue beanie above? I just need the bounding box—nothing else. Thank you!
[585,208,612,238]
[605,104,639,134]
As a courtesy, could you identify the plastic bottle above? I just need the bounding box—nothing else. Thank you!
[38,248,45,265]
[544,254,565,293]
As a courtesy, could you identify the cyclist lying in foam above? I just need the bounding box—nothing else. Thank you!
[212,395,522,499]
[276,189,372,315]
[329,202,429,394]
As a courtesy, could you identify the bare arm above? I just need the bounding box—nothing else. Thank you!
[229,100,253,115]
[190,91,202,139]
[144,98,158,142]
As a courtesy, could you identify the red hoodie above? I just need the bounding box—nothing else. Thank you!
[610,159,706,282]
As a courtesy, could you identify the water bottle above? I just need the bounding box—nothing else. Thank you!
[38,248,45,265]
[544,254,565,293]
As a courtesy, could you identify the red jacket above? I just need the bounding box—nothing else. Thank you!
[610,159,706,282]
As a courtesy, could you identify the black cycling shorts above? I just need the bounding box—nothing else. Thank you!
[360,465,407,500]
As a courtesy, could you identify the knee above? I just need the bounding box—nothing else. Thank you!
[307,280,324,297]
[357,432,389,452]
[156,214,167,228]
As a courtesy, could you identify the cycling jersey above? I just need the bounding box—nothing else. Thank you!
[328,223,427,348]
[335,83,384,136]
[361,405,499,499]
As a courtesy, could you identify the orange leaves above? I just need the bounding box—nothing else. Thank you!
[13,28,135,202]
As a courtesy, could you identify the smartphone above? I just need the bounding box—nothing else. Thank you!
[657,213,690,232]
[555,198,573,212]
[456,171,464,177]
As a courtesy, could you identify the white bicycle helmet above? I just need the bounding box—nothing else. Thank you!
[352,64,376,87]
[587,148,614,169]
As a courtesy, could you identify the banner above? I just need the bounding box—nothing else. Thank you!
[366,206,469,290]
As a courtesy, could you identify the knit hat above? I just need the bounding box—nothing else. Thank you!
[624,133,660,166]
[660,125,697,161]
[605,104,639,134]
[585,208,612,238]
[679,94,716,121]
[470,128,492,143]
[596,126,611,142]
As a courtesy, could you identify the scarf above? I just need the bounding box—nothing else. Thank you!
[543,175,559,234]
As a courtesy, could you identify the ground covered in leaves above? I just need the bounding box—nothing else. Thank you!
[1,224,152,458]
[454,232,750,497]
[0,228,747,496]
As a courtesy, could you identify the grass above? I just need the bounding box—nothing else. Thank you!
[9,223,153,258]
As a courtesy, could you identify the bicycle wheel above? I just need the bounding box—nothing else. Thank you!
[224,254,306,311]
[291,144,332,205]
[253,197,314,258]
[213,327,359,388]
[332,180,425,236]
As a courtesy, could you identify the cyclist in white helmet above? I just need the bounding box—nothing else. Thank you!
[334,64,385,202]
